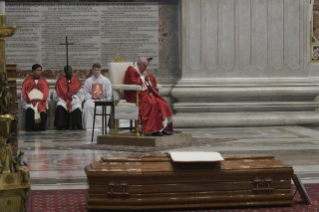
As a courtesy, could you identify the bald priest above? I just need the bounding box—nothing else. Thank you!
[124,57,173,136]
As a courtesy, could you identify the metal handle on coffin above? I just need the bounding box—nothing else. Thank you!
[252,177,274,192]
[107,181,130,198]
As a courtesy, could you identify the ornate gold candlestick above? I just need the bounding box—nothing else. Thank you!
[0,10,30,212]
[0,12,21,172]
[0,15,20,115]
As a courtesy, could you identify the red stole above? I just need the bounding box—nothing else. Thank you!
[146,70,157,89]
[22,75,49,113]
[55,76,81,111]
[124,66,165,103]
[124,66,143,103]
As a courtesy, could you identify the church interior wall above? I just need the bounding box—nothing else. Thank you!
[172,0,319,128]
[5,0,181,129]
[11,0,319,129]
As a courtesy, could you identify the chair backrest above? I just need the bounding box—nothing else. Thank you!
[108,62,133,100]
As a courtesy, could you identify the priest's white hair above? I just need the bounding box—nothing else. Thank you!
[138,57,148,64]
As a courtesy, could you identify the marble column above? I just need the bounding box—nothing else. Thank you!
[172,0,319,127]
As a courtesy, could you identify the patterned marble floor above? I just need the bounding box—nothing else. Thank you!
[18,126,319,190]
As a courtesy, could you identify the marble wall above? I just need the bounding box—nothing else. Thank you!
[179,0,305,79]
[172,0,319,128]
[6,0,180,84]
[12,0,319,129]
[9,0,180,130]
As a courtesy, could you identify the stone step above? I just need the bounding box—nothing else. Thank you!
[174,102,319,112]
[172,87,319,100]
[173,112,319,128]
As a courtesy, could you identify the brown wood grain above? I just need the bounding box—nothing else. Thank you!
[86,200,294,210]
[89,159,291,173]
[86,167,293,183]
[86,154,294,209]
[88,188,292,198]
[88,193,293,206]
[100,154,275,162]
[88,180,291,194]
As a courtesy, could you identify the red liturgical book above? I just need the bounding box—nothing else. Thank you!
[92,83,103,99]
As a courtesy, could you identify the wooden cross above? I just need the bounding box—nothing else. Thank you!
[60,36,74,67]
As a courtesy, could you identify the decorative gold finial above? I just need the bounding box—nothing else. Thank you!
[111,54,128,63]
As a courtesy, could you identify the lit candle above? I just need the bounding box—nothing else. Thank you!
[0,1,5,15]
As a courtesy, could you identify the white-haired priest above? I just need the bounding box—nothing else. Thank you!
[124,57,173,136]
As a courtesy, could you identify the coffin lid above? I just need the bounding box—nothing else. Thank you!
[86,154,292,174]
[101,154,275,162]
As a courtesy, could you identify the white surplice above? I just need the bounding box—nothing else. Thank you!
[53,85,85,112]
[20,79,50,111]
[82,75,112,131]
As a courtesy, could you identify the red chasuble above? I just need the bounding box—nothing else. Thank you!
[55,76,82,111]
[22,75,50,113]
[124,66,173,133]
[146,70,157,89]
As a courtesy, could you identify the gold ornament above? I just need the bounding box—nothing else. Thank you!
[111,54,128,62]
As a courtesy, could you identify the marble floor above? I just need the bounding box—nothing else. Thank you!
[18,126,319,190]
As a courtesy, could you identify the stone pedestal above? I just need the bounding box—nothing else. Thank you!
[172,0,318,127]
[97,132,192,147]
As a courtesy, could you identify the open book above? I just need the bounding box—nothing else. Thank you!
[92,83,103,99]
[168,151,224,163]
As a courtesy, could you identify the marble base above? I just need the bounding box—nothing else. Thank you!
[172,78,319,128]
[173,112,319,128]
[97,132,192,147]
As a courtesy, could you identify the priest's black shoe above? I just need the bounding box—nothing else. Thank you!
[162,129,172,135]
[151,131,163,136]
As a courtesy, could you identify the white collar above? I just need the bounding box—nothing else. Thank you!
[131,62,142,76]
[92,75,102,80]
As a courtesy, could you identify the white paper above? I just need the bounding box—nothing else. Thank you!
[168,151,224,163]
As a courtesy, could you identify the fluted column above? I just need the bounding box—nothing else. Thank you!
[172,0,319,127]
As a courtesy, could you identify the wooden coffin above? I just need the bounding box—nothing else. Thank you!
[85,154,294,210]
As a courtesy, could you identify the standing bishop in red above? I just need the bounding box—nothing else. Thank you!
[124,57,173,136]
[53,66,84,130]
[21,64,50,131]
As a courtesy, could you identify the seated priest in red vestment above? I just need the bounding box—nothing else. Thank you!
[146,58,174,132]
[124,57,173,136]
[53,66,84,130]
[21,64,50,131]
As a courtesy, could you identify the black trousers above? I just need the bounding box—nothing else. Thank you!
[25,108,47,131]
[54,106,82,130]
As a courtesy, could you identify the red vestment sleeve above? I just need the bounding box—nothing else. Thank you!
[55,76,82,111]
[146,70,157,89]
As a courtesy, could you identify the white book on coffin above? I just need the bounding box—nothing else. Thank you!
[168,151,224,163]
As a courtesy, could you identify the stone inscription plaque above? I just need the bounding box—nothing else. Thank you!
[5,2,159,71]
